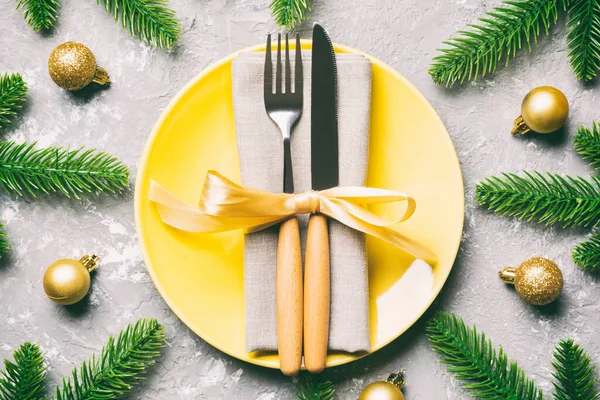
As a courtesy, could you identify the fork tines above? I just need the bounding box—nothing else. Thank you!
[264,33,303,99]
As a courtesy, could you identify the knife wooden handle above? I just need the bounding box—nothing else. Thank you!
[303,213,330,373]
[276,216,303,376]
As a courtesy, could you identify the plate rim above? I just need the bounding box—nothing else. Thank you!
[134,40,465,369]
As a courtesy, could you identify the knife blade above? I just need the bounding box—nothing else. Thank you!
[304,23,338,374]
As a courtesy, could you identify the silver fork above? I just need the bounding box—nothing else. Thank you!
[264,33,304,376]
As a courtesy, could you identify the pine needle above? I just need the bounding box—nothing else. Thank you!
[575,122,600,172]
[53,318,166,400]
[475,171,600,228]
[15,0,59,32]
[270,0,311,30]
[296,374,335,400]
[572,234,600,273]
[552,339,599,400]
[427,312,543,400]
[429,0,564,87]
[0,141,129,199]
[0,343,46,400]
[567,0,600,81]
[0,73,27,129]
[97,0,182,49]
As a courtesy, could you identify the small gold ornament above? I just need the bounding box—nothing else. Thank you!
[511,86,569,135]
[359,371,405,400]
[48,42,110,91]
[499,257,563,305]
[43,255,100,305]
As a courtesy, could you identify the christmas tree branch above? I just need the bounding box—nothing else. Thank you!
[567,0,600,81]
[575,122,600,172]
[552,339,599,400]
[0,141,129,199]
[475,171,600,228]
[572,234,600,273]
[0,73,27,129]
[296,374,335,400]
[53,318,166,400]
[0,343,46,400]
[96,0,181,49]
[0,223,9,260]
[15,0,59,32]
[429,0,564,86]
[427,312,543,400]
[270,0,311,30]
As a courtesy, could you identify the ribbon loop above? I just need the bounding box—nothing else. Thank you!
[149,171,437,263]
[294,191,321,214]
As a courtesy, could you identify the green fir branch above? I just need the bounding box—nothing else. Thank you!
[427,312,543,400]
[270,0,311,30]
[573,234,600,273]
[0,343,46,400]
[567,0,600,81]
[475,171,600,228]
[15,0,59,32]
[97,0,182,49]
[0,73,27,129]
[552,339,599,400]
[0,223,9,260]
[575,122,600,172]
[53,318,166,400]
[429,0,564,87]
[0,141,129,199]
[296,374,335,400]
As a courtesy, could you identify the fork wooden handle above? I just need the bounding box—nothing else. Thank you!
[276,216,303,376]
[303,214,330,373]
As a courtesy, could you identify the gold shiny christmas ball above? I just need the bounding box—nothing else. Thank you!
[359,372,405,400]
[499,257,563,306]
[511,86,569,134]
[48,42,110,91]
[43,255,99,305]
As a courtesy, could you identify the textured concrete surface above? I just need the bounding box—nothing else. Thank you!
[1,0,599,398]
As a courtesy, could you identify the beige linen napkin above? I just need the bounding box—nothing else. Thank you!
[232,51,372,353]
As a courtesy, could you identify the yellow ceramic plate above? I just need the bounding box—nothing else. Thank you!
[134,42,464,369]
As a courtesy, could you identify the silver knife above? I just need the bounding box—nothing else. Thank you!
[304,23,338,373]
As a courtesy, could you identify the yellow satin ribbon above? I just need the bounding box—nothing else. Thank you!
[149,170,437,262]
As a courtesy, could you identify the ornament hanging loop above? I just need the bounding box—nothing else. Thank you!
[92,67,111,86]
[387,371,406,389]
[499,267,517,283]
[511,116,530,135]
[79,254,100,272]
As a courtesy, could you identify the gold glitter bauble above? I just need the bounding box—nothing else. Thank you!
[43,255,99,305]
[359,372,405,400]
[48,42,110,91]
[499,257,564,306]
[511,86,569,134]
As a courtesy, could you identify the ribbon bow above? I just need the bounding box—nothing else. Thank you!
[149,171,436,262]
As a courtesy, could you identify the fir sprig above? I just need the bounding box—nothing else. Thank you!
[0,343,46,400]
[429,0,563,87]
[567,0,600,81]
[475,171,600,228]
[552,339,599,400]
[0,73,28,129]
[572,234,600,273]
[270,0,311,30]
[97,0,182,49]
[0,141,129,199]
[575,122,600,172]
[427,312,543,399]
[0,223,9,260]
[15,0,59,32]
[296,374,335,400]
[53,318,166,400]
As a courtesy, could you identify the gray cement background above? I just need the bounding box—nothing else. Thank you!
[1,0,599,398]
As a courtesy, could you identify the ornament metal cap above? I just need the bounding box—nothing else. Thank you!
[387,371,406,389]
[499,267,516,283]
[79,254,100,272]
